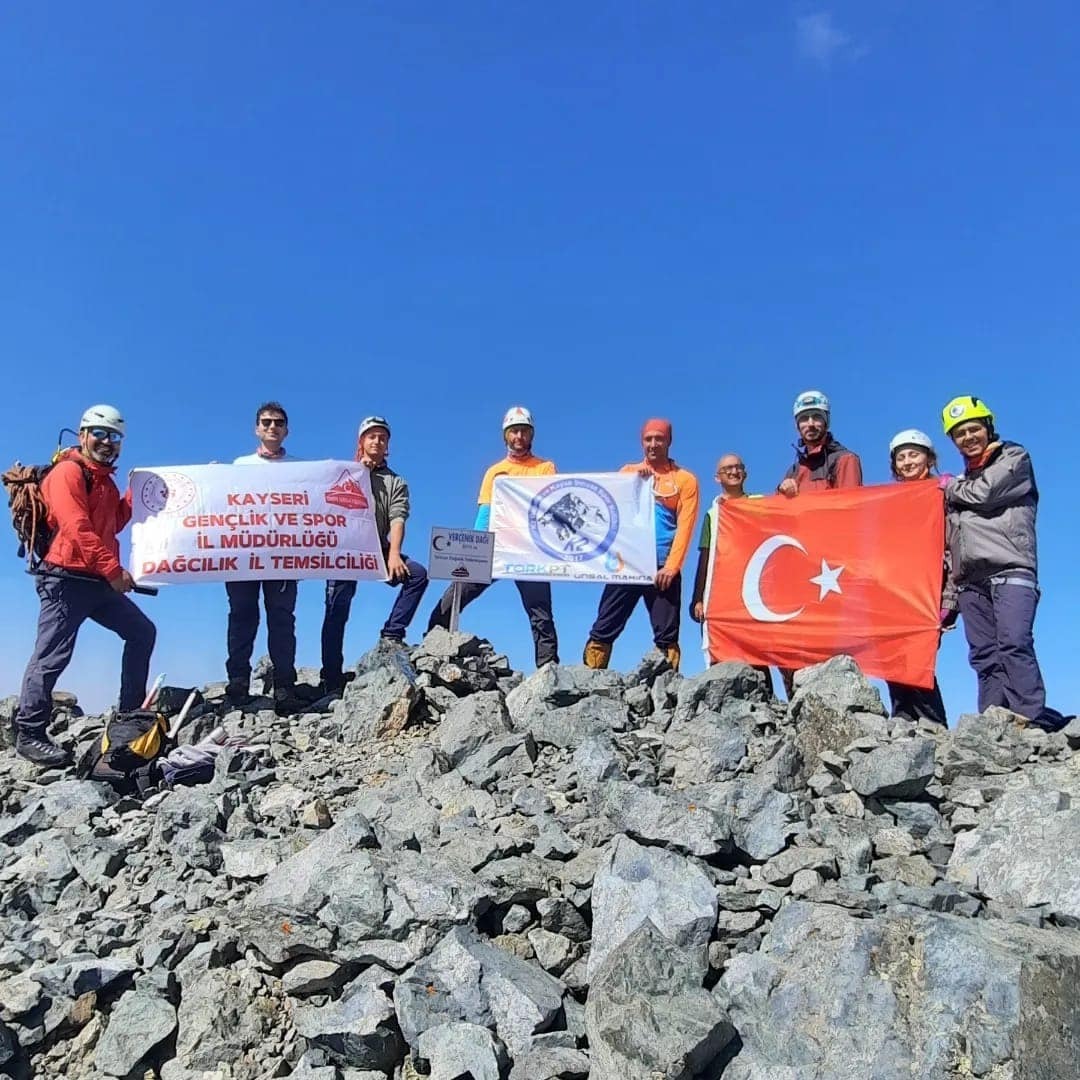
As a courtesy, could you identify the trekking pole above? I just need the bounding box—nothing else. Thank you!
[142,673,166,710]
[167,689,200,739]
[27,566,158,596]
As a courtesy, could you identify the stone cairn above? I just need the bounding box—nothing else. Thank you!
[2,629,1079,1079]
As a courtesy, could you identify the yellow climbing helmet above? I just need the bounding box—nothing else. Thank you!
[941,395,994,435]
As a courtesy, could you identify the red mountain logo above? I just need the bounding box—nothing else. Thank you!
[325,470,369,510]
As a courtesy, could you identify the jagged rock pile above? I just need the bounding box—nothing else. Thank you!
[2,631,1080,1079]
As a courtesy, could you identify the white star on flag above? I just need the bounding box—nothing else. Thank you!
[810,559,844,601]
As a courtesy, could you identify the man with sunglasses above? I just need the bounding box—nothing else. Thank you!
[583,419,699,672]
[226,402,312,715]
[11,405,156,768]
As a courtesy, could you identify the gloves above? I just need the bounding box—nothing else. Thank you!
[940,607,959,630]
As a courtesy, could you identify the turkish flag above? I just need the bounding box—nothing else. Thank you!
[703,482,944,688]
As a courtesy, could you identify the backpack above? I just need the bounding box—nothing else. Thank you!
[3,442,92,569]
[76,709,171,795]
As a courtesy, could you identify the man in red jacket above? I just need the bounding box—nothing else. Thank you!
[776,390,862,698]
[778,390,863,496]
[11,405,156,767]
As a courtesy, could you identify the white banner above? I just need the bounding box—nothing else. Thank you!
[490,472,656,583]
[129,460,388,584]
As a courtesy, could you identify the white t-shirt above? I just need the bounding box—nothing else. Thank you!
[232,450,294,465]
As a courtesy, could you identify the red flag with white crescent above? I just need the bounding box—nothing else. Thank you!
[703,482,944,688]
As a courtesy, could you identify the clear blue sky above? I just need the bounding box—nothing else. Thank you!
[2,3,1077,722]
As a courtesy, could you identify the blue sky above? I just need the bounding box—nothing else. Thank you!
[2,2,1077,721]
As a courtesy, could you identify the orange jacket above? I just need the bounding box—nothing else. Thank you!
[620,459,699,574]
[42,449,131,582]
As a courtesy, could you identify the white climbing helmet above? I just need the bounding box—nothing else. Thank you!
[357,415,391,439]
[502,406,534,431]
[792,390,830,419]
[78,404,126,436]
[889,429,935,457]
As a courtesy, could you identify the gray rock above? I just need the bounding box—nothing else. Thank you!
[586,920,736,1080]
[333,664,421,741]
[790,656,886,775]
[395,925,564,1055]
[846,738,936,799]
[536,897,590,943]
[589,835,717,980]
[1064,715,1080,748]
[722,900,1080,1078]
[95,989,177,1077]
[459,733,538,789]
[250,810,379,916]
[761,845,837,887]
[416,627,486,661]
[593,781,732,858]
[948,779,1080,920]
[0,781,115,845]
[502,904,533,934]
[672,663,769,724]
[171,968,274,1074]
[572,735,625,785]
[527,928,576,974]
[509,1046,590,1080]
[663,710,747,787]
[0,1021,15,1068]
[283,959,350,996]
[684,779,800,860]
[221,836,295,879]
[32,955,136,999]
[524,697,630,749]
[417,1021,508,1080]
[293,978,404,1070]
[152,787,225,871]
[506,665,626,726]
[438,691,513,767]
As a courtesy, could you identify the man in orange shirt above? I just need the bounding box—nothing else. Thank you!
[427,406,559,667]
[583,419,699,671]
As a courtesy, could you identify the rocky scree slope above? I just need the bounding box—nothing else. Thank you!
[2,630,1080,1080]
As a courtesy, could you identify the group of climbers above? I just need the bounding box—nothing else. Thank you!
[7,390,1058,767]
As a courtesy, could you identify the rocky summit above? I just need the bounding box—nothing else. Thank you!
[2,632,1080,1080]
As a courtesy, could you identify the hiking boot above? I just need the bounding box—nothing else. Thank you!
[15,730,71,769]
[583,640,612,669]
[318,675,346,698]
[293,683,324,704]
[273,687,307,717]
[225,680,253,709]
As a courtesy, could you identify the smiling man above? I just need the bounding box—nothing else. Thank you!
[778,389,862,496]
[942,395,1053,726]
[427,405,559,668]
[583,419,699,672]
[11,405,156,768]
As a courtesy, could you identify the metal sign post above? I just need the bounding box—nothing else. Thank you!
[449,579,463,632]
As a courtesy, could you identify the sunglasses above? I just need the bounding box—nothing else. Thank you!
[86,427,124,444]
[258,417,287,428]
[718,466,746,475]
